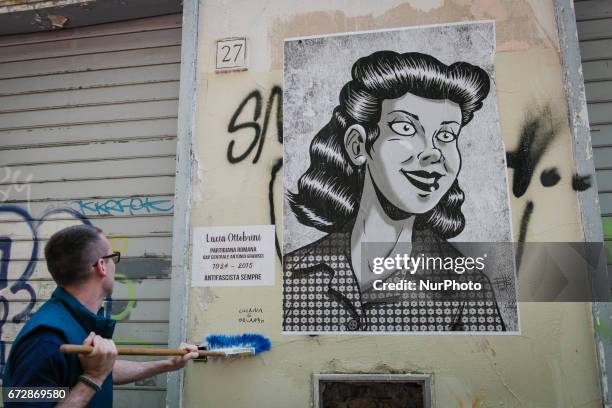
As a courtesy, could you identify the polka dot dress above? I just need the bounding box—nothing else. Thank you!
[283,231,505,332]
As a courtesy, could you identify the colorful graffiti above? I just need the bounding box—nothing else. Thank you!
[0,205,157,373]
[111,273,137,321]
[0,205,91,373]
[74,197,174,216]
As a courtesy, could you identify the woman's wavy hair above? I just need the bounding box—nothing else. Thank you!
[288,51,490,238]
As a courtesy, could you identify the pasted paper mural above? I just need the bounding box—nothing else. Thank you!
[283,22,518,334]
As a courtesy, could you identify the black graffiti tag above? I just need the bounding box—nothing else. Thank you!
[227,86,282,164]
[226,87,284,260]
[506,105,594,254]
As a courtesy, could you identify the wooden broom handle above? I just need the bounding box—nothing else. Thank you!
[60,344,227,357]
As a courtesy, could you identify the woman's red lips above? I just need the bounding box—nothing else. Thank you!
[400,170,443,192]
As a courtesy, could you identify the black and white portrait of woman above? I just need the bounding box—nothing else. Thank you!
[283,23,518,334]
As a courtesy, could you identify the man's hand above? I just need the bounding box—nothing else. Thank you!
[167,343,199,369]
[78,332,118,386]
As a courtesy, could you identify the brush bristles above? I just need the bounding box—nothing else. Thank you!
[205,334,271,355]
[222,347,256,356]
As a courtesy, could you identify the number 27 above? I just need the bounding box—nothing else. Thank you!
[221,43,243,63]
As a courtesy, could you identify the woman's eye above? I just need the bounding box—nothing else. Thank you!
[389,121,416,136]
[436,131,457,143]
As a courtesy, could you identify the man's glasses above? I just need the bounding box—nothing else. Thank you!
[93,251,121,266]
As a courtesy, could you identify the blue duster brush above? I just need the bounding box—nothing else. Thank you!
[61,333,271,359]
[204,333,272,357]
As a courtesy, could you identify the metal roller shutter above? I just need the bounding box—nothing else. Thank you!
[575,0,612,286]
[0,14,181,407]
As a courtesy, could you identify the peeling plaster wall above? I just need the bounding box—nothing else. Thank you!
[0,0,89,16]
[0,0,182,36]
[185,0,601,406]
